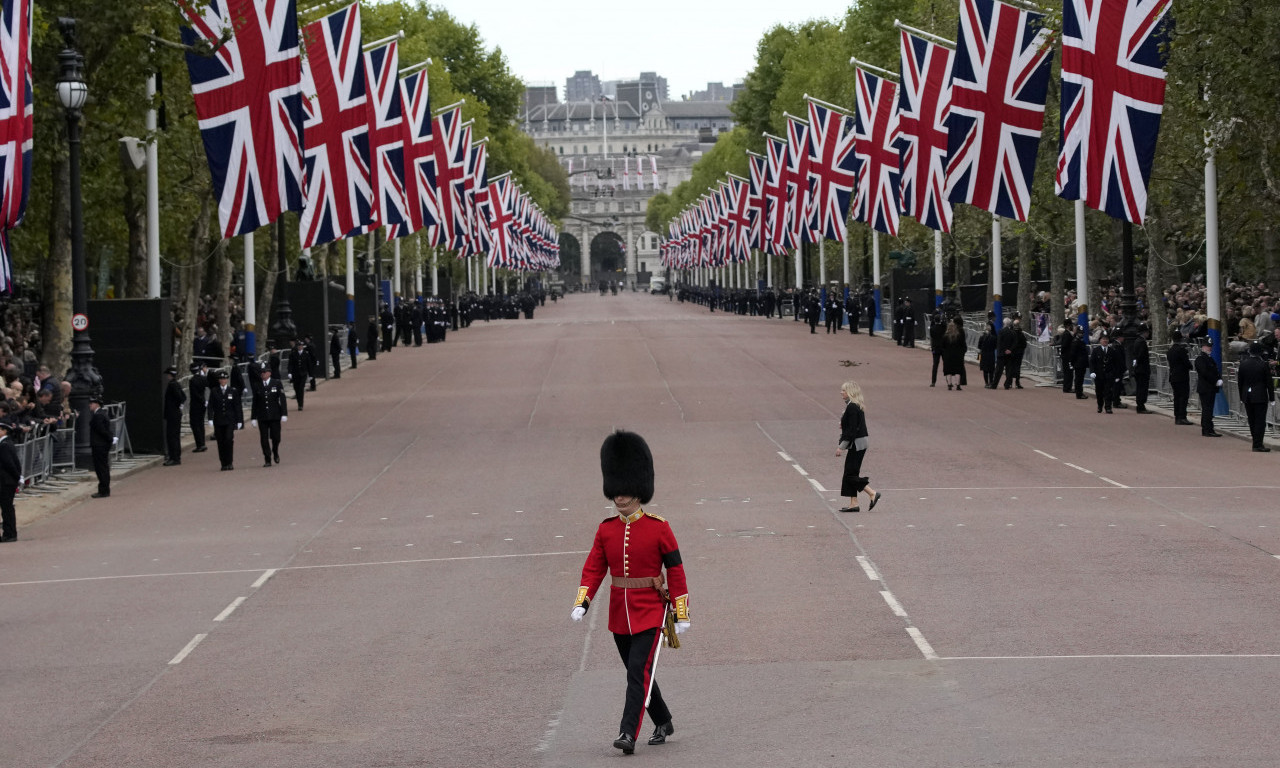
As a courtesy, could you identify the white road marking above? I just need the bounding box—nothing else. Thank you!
[168,634,207,665]
[940,653,1280,660]
[880,590,908,617]
[1063,463,1094,474]
[792,464,809,476]
[1033,449,1058,460]
[213,596,247,622]
[906,627,939,660]
[777,451,793,461]
[1099,477,1130,488]
[855,556,880,581]
[808,478,829,493]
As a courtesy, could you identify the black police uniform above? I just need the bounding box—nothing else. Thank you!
[189,366,209,451]
[1237,350,1275,451]
[252,373,288,466]
[163,373,186,464]
[90,404,113,496]
[1193,347,1222,435]
[207,376,244,470]
[1166,340,1192,423]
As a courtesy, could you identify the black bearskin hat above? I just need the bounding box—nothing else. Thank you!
[600,430,654,504]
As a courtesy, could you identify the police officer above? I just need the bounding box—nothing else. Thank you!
[1132,324,1152,414]
[189,361,209,452]
[347,322,360,368]
[847,291,861,334]
[1089,331,1124,413]
[89,397,115,497]
[1238,342,1275,451]
[251,364,288,466]
[366,316,380,361]
[571,431,690,755]
[901,298,916,347]
[206,369,244,471]
[0,421,21,541]
[1058,323,1076,394]
[288,339,310,411]
[1166,330,1193,424]
[162,366,186,466]
[1071,325,1090,399]
[330,328,343,378]
[1193,338,1223,437]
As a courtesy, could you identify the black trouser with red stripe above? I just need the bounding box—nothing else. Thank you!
[614,628,671,739]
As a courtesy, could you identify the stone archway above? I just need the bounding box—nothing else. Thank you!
[589,231,627,285]
[557,232,582,281]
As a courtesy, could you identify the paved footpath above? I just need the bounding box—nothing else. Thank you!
[3,293,1279,767]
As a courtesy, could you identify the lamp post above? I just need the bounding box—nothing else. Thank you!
[269,215,297,349]
[57,19,102,467]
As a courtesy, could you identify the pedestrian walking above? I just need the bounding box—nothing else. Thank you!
[929,313,946,386]
[941,319,968,390]
[189,361,209,452]
[835,381,881,513]
[571,431,690,756]
[1167,330,1193,424]
[288,339,310,411]
[1238,342,1275,451]
[0,421,21,542]
[89,397,114,498]
[251,364,288,467]
[347,322,360,368]
[162,366,186,466]
[978,322,997,387]
[1194,338,1223,437]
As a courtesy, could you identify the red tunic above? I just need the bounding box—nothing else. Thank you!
[576,510,690,635]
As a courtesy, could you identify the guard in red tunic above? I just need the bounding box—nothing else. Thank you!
[572,431,690,755]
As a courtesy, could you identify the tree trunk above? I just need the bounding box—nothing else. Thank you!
[1016,231,1033,320]
[1264,225,1280,289]
[1145,209,1172,347]
[214,238,232,364]
[955,246,971,287]
[1049,243,1066,331]
[256,224,277,337]
[42,152,72,377]
[120,144,147,299]
[175,194,212,376]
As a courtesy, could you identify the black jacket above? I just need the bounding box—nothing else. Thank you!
[207,383,243,428]
[1090,344,1125,380]
[89,408,113,451]
[839,401,868,448]
[1057,330,1074,360]
[1166,343,1191,383]
[0,436,20,485]
[1131,337,1150,377]
[1237,355,1275,404]
[164,379,187,420]
[331,331,342,356]
[1194,351,1221,395]
[189,372,208,416]
[1072,336,1091,370]
[251,377,289,422]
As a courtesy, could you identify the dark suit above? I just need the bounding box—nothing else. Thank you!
[0,435,20,539]
[1131,337,1151,411]
[1090,343,1125,413]
[89,407,113,496]
[1166,342,1192,421]
[163,377,186,462]
[1237,354,1275,448]
[288,346,310,411]
[1058,330,1075,393]
[189,371,208,450]
[207,381,244,469]
[330,331,343,378]
[1072,336,1090,397]
[1193,350,1221,435]
[251,375,288,464]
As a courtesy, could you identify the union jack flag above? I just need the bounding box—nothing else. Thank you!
[945,0,1054,221]
[486,174,514,267]
[1056,0,1172,224]
[895,31,955,233]
[363,41,409,233]
[784,115,814,244]
[390,67,436,240]
[431,105,467,251]
[746,154,767,252]
[0,0,31,291]
[181,0,304,239]
[852,67,902,237]
[725,175,753,262]
[805,98,857,241]
[469,142,492,256]
[298,4,373,249]
[763,135,792,254]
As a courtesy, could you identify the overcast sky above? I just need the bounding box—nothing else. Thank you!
[433,0,846,100]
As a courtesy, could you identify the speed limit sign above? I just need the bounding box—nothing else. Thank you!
[71,313,89,332]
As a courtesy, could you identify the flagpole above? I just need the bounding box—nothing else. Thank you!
[431,246,439,297]
[819,238,827,287]
[244,233,257,356]
[793,244,802,289]
[842,236,850,286]
[934,229,944,308]
[1074,199,1088,333]
[414,241,422,298]
[393,237,402,308]
[345,238,355,324]
[1205,134,1227,415]
[146,72,160,299]
[872,231,883,332]
[992,214,1004,328]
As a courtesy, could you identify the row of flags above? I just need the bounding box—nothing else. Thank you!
[662,0,1171,270]
[565,156,660,191]
[179,0,556,270]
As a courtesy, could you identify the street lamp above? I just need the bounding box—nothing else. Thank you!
[57,18,102,467]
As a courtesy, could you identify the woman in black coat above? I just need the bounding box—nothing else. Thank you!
[941,319,968,390]
[835,381,881,513]
[977,322,998,387]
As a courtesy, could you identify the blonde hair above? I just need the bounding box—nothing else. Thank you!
[841,381,866,411]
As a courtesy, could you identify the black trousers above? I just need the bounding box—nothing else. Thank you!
[1062,361,1073,392]
[1172,381,1189,421]
[849,314,859,333]
[190,410,206,449]
[931,351,942,384]
[293,379,306,410]
[413,326,423,346]
[865,314,875,335]
[1199,391,1216,434]
[1074,367,1087,396]
[214,423,235,468]
[259,419,282,461]
[1096,377,1113,411]
[0,483,15,537]
[331,352,342,378]
[614,628,671,740]
[1134,372,1150,410]
[92,446,110,495]
[165,417,182,461]
[1245,401,1269,447]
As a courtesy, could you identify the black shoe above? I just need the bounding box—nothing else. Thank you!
[273,452,280,464]
[193,446,208,453]
[1076,394,1088,399]
[91,492,109,499]
[1135,407,1152,414]
[264,460,273,467]
[930,382,936,387]
[1113,402,1128,409]
[1098,408,1103,413]
[1106,409,1113,414]
[868,491,882,511]
[1014,383,1023,389]
[1203,432,1222,437]
[947,384,953,390]
[613,733,635,754]
[163,459,179,466]
[225,465,234,471]
[0,533,17,542]
[1253,446,1272,452]
[838,506,860,513]
[1004,385,1012,390]
[1175,419,1193,425]
[648,721,675,745]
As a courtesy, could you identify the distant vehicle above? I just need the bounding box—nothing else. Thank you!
[649,277,667,294]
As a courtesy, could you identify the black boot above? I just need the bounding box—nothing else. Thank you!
[613,733,635,754]
[648,721,675,745]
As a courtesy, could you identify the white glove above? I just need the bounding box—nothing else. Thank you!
[251,419,258,427]
[237,423,243,430]
[111,437,118,446]
[570,606,586,622]
[1216,379,1223,387]
[208,420,214,427]
[675,621,690,635]
[281,416,287,423]
[1090,372,1096,379]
